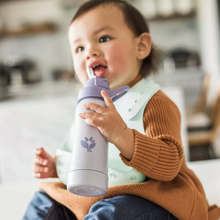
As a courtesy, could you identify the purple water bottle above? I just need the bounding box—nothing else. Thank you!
[67,68,129,197]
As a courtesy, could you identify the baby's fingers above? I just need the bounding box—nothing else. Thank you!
[33,155,47,166]
[34,147,50,159]
[33,165,49,178]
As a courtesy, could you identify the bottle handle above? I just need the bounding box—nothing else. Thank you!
[107,86,130,102]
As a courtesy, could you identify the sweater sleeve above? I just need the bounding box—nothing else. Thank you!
[120,91,184,181]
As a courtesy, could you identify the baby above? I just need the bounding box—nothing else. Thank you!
[23,0,220,220]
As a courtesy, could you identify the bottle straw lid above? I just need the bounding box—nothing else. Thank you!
[77,68,129,104]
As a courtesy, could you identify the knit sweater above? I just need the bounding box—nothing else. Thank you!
[39,75,220,220]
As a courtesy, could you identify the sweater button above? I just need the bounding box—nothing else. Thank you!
[139,92,144,95]
[130,175,136,180]
[134,99,139,103]
[128,108,132,112]
[109,172,116,178]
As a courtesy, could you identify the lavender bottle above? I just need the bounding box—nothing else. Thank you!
[67,68,129,197]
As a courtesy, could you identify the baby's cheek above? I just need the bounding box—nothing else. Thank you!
[108,44,132,71]
[74,59,87,84]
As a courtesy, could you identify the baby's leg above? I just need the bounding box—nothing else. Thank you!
[83,195,177,220]
[22,190,77,220]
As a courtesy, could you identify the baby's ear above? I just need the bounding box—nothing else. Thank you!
[136,33,152,60]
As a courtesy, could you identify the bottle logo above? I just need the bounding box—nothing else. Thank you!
[81,137,96,152]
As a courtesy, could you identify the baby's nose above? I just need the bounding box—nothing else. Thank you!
[85,47,100,60]
[86,53,97,60]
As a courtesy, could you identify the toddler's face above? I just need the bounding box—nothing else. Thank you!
[68,5,142,89]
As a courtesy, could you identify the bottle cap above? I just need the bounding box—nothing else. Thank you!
[77,68,129,104]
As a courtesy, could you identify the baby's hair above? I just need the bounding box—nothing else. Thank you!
[70,0,158,77]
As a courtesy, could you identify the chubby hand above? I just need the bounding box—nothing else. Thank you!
[79,90,127,145]
[32,147,57,179]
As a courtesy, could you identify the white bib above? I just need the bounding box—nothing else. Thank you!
[108,78,160,186]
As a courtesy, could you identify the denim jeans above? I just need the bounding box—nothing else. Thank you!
[22,190,77,220]
[23,191,178,220]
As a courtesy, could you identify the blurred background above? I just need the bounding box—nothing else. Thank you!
[0,0,220,219]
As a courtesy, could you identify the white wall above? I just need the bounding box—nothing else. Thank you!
[0,0,61,28]
[196,0,220,105]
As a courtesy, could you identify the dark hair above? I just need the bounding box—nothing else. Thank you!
[70,0,158,77]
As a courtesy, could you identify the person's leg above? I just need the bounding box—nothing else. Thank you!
[22,190,77,220]
[83,195,178,220]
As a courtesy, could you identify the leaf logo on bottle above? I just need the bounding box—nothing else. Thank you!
[81,137,96,152]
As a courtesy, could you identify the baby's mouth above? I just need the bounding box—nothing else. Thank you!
[92,65,107,77]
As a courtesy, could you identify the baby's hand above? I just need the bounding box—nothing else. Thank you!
[79,90,127,145]
[32,147,57,179]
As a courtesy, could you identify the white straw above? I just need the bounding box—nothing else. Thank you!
[86,68,95,79]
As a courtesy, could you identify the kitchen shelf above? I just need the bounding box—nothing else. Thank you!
[0,22,58,39]
[147,10,196,21]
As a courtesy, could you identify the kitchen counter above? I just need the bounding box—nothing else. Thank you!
[150,68,205,110]
[0,81,189,185]
[3,80,82,101]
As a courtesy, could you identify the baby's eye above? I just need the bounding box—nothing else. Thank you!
[99,36,111,43]
[76,46,84,53]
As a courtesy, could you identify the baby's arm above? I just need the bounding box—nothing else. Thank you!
[32,147,58,179]
[119,92,184,181]
[79,89,183,181]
